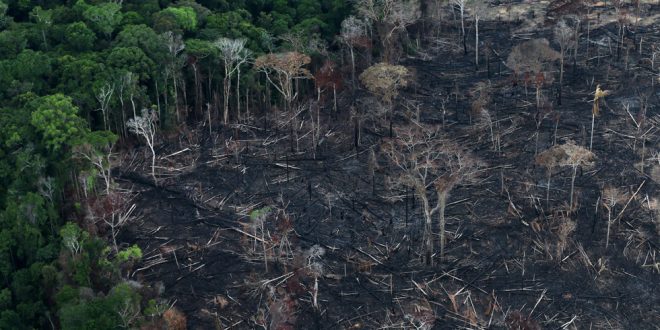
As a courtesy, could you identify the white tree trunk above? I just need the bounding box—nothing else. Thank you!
[475,16,479,67]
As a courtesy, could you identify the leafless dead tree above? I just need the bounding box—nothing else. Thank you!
[382,124,482,264]
[355,0,421,62]
[554,18,577,104]
[557,140,596,208]
[214,38,251,124]
[602,186,625,248]
[506,39,559,110]
[127,108,158,183]
[340,16,369,85]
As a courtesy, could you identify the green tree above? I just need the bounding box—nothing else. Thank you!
[58,282,141,330]
[106,46,156,82]
[0,1,12,30]
[64,21,96,51]
[0,30,27,59]
[30,94,86,153]
[29,6,52,49]
[54,54,109,121]
[82,1,123,39]
[60,222,86,256]
[158,6,197,32]
[114,24,165,61]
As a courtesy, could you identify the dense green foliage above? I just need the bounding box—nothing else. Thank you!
[0,0,351,328]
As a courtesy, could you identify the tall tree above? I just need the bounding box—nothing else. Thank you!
[127,108,158,183]
[355,0,421,63]
[214,37,251,124]
[29,6,52,50]
[382,124,481,264]
[553,19,576,105]
[556,140,596,208]
[162,32,185,124]
[254,51,312,112]
[359,62,410,136]
[506,38,560,110]
[30,94,86,153]
[82,1,123,40]
[451,0,467,54]
[340,15,369,86]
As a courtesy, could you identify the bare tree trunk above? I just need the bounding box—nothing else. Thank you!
[155,79,162,127]
[206,103,212,135]
[350,46,356,87]
[546,171,552,207]
[333,84,338,113]
[237,67,241,122]
[475,16,479,67]
[606,208,612,248]
[173,74,180,123]
[419,187,434,266]
[438,191,448,260]
[246,87,250,121]
[559,52,564,105]
[192,63,200,118]
[150,145,157,184]
[569,166,577,207]
[223,76,231,124]
[130,94,137,119]
[182,79,188,119]
[589,112,595,150]
[163,74,170,124]
[460,8,466,55]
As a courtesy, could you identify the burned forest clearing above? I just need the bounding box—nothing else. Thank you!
[113,2,660,329]
[1,0,658,329]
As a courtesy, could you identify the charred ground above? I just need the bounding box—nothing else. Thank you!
[118,5,659,330]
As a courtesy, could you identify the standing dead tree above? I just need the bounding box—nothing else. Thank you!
[472,0,489,68]
[451,0,467,55]
[214,38,251,124]
[162,32,185,124]
[359,62,410,136]
[95,82,114,131]
[73,131,118,195]
[469,81,496,149]
[553,18,577,105]
[340,16,370,86]
[535,145,564,207]
[254,52,312,113]
[127,108,158,183]
[602,186,625,248]
[538,141,595,210]
[355,0,421,63]
[382,124,481,265]
[557,140,595,209]
[255,52,312,151]
[506,39,559,111]
[87,190,137,253]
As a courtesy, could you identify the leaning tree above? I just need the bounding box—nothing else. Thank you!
[382,124,482,265]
